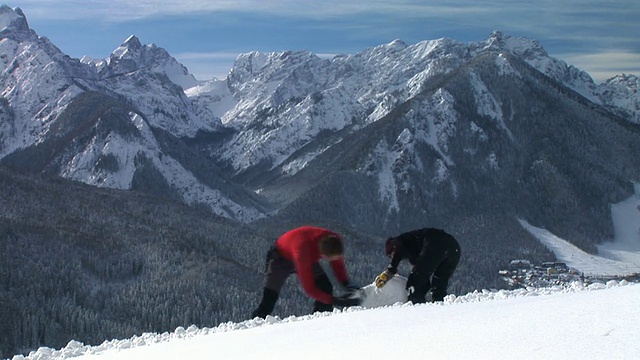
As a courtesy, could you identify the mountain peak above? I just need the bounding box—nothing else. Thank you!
[0,5,31,40]
[108,35,150,66]
[487,30,506,42]
[482,30,548,58]
[123,35,142,48]
[100,34,200,89]
[228,51,268,82]
[110,35,165,62]
[387,39,408,50]
[606,73,639,87]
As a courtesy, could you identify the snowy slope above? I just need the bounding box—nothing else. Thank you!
[16,281,640,360]
[520,182,640,276]
[478,31,600,103]
[56,111,262,221]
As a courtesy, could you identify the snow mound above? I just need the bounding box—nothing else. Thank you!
[360,274,408,308]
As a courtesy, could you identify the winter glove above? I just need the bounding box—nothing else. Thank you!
[375,270,393,288]
[332,294,363,307]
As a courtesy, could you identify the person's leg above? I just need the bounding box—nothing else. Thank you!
[311,263,334,313]
[252,246,294,318]
[406,271,430,304]
[407,240,444,304]
[431,240,461,301]
[251,287,279,319]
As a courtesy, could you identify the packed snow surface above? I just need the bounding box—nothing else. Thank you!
[16,281,639,360]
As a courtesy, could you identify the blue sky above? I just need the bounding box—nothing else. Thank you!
[7,0,640,83]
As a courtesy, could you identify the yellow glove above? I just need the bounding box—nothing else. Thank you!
[375,270,392,288]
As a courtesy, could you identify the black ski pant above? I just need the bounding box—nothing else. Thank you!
[252,245,333,319]
[407,233,461,303]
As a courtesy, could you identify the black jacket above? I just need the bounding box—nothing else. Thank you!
[386,228,459,274]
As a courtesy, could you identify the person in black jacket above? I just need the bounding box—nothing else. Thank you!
[375,228,461,303]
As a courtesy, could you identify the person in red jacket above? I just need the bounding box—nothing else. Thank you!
[251,226,363,319]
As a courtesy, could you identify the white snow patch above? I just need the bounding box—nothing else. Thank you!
[412,89,456,166]
[469,121,488,141]
[597,74,640,124]
[185,79,238,119]
[598,182,640,265]
[153,61,200,90]
[372,139,400,213]
[495,53,521,77]
[487,152,499,170]
[367,93,398,123]
[469,71,513,140]
[433,158,450,184]
[61,132,137,189]
[281,143,332,176]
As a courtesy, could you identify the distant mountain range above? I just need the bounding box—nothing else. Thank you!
[1,4,639,356]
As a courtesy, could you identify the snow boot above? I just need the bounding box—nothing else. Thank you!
[252,287,279,319]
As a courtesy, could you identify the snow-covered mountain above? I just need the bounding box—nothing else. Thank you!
[0,5,261,221]
[1,5,639,245]
[188,31,630,175]
[0,5,90,157]
[188,31,639,255]
[598,73,640,124]
[90,35,201,91]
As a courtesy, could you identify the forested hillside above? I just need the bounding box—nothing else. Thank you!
[0,167,269,357]
[0,166,555,357]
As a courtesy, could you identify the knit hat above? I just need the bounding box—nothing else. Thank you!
[385,237,396,257]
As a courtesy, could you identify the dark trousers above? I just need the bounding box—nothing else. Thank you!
[407,234,461,303]
[252,246,333,318]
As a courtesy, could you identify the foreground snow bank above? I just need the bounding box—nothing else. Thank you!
[14,279,636,360]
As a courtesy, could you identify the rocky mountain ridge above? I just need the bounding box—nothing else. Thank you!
[1,4,639,242]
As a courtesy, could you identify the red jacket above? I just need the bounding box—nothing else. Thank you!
[276,226,348,304]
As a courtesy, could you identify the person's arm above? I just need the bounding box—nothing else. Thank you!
[329,257,348,284]
[294,250,334,304]
[375,237,404,288]
[387,239,405,274]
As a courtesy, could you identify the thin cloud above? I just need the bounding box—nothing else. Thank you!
[16,1,532,22]
[174,52,241,61]
[173,51,240,80]
[560,51,640,82]
[315,53,340,59]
